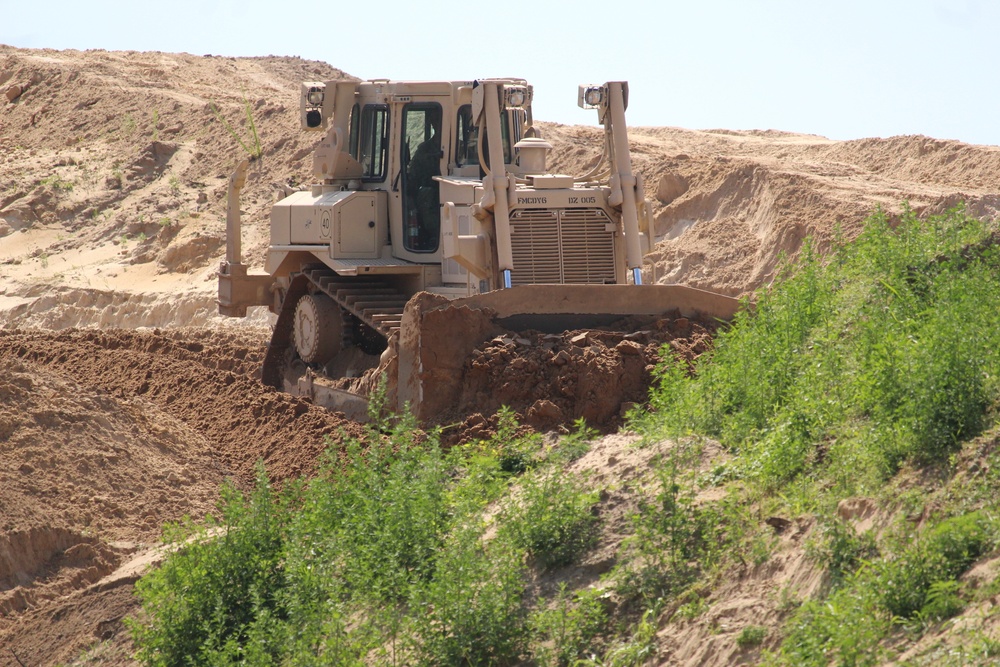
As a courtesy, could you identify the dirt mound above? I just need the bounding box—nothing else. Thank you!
[0,356,223,540]
[0,46,351,327]
[542,123,1000,296]
[450,315,716,435]
[0,328,369,664]
[0,328,366,486]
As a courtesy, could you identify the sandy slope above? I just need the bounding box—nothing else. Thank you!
[2,45,1000,665]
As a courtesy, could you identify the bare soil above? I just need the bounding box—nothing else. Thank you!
[2,44,999,665]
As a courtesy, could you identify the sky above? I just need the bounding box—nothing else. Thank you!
[2,0,998,146]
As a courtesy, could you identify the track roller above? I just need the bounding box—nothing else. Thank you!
[292,293,342,365]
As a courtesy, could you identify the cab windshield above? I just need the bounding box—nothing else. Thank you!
[455,105,522,169]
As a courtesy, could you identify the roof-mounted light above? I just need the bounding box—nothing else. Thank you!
[306,87,324,106]
[504,85,528,108]
[300,81,328,130]
[578,84,605,109]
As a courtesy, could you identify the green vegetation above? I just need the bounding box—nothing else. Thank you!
[634,205,1000,495]
[499,466,599,571]
[773,512,998,667]
[737,625,768,649]
[210,93,263,160]
[632,204,1000,665]
[40,174,75,191]
[129,405,613,666]
[121,112,137,136]
[130,204,1000,665]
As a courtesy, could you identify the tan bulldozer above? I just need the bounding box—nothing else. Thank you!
[218,78,739,423]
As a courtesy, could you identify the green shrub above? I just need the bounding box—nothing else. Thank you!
[289,419,448,602]
[529,584,607,667]
[807,517,878,582]
[775,510,997,666]
[576,609,658,667]
[778,582,887,667]
[500,468,599,571]
[128,466,289,666]
[492,405,542,474]
[410,526,528,665]
[736,625,767,648]
[621,453,733,605]
[131,409,553,666]
[876,511,993,619]
[634,205,1000,493]
[555,417,598,463]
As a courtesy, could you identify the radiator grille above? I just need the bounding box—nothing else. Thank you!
[509,208,617,285]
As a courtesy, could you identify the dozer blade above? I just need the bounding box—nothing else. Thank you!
[395,284,741,422]
[451,284,742,331]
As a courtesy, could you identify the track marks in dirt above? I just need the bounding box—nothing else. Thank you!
[0,328,367,487]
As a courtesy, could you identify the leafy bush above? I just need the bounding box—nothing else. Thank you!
[285,414,449,605]
[500,467,599,571]
[128,466,289,666]
[620,453,740,605]
[635,206,1000,492]
[576,609,658,667]
[529,584,607,667]
[131,410,556,666]
[411,526,528,665]
[807,517,878,583]
[736,625,767,648]
[875,511,993,619]
[775,511,997,666]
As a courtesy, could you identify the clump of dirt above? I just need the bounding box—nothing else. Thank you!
[443,314,716,440]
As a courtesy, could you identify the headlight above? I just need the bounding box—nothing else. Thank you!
[306,87,324,106]
[578,84,606,109]
[505,86,527,108]
[300,82,328,131]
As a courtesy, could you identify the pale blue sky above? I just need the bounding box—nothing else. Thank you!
[3,0,997,145]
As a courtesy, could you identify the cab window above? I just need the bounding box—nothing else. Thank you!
[401,103,442,252]
[455,105,518,168]
[359,104,388,181]
[348,103,361,158]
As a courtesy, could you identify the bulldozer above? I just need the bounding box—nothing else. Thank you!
[218,78,740,423]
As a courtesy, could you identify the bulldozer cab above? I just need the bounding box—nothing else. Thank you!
[310,80,525,269]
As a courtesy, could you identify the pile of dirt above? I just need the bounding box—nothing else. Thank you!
[0,328,370,664]
[0,354,224,663]
[449,314,716,436]
[0,46,351,326]
[0,328,367,486]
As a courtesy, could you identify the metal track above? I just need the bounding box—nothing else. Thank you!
[300,268,406,340]
[261,268,409,389]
